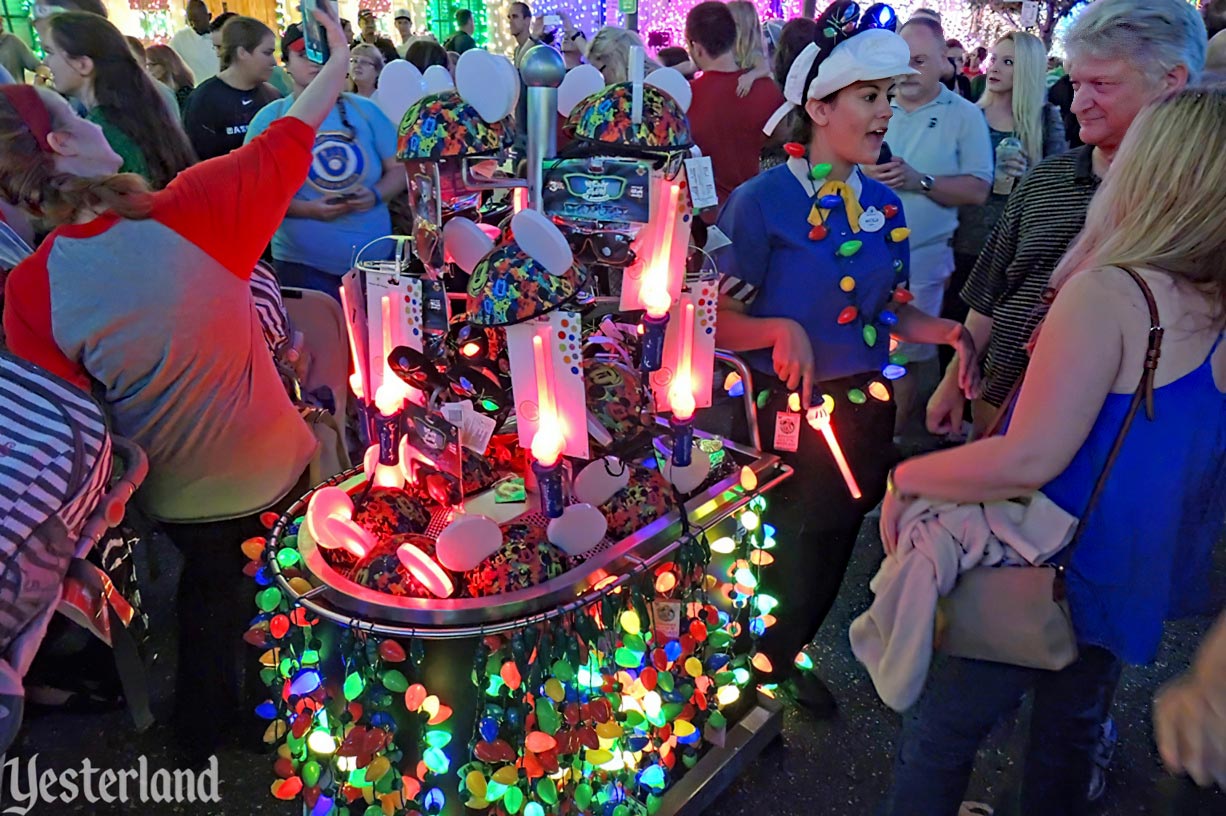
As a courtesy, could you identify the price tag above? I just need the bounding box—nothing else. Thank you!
[652,600,682,641]
[773,411,800,453]
[1020,0,1039,28]
[683,156,719,211]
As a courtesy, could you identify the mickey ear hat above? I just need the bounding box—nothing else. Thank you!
[762,27,916,136]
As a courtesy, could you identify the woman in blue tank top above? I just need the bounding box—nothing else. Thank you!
[879,88,1226,814]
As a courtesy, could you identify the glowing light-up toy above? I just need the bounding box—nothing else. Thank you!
[669,302,698,467]
[805,406,862,499]
[530,333,567,518]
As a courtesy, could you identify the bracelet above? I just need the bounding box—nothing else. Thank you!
[886,467,917,501]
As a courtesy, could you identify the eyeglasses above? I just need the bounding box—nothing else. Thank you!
[566,229,637,268]
[349,58,379,69]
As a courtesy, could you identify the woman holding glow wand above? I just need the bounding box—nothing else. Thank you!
[714,1,978,715]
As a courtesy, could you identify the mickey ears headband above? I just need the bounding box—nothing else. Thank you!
[799,2,899,102]
[762,2,906,136]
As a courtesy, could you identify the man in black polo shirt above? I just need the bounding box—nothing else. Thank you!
[927,0,1207,438]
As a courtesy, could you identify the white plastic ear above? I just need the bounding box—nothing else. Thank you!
[494,54,521,116]
[375,60,427,126]
[573,457,632,506]
[422,64,455,94]
[660,448,711,494]
[547,503,608,556]
[456,49,517,122]
[443,218,497,274]
[304,486,374,558]
[435,514,503,572]
[557,64,605,117]
[645,67,692,113]
[510,210,573,277]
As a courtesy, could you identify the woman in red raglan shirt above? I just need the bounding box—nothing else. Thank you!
[0,6,350,760]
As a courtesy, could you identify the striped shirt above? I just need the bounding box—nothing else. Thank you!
[960,145,1100,406]
[1,352,111,651]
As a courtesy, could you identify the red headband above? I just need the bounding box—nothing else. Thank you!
[288,37,306,54]
[0,85,53,154]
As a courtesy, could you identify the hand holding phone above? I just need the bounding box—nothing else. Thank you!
[302,0,337,65]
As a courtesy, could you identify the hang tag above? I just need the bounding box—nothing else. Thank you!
[773,411,800,453]
[421,278,449,333]
[462,410,497,454]
[652,600,682,641]
[859,206,886,233]
[683,156,719,210]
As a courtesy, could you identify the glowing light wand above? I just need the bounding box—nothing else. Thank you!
[530,333,566,518]
[669,301,697,467]
[806,406,862,499]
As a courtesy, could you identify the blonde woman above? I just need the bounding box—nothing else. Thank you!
[880,87,1226,814]
[348,42,383,98]
[947,31,1067,351]
[586,27,661,84]
[658,4,771,98]
[727,0,771,96]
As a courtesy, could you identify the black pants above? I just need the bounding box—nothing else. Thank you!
[733,373,898,681]
[160,470,310,751]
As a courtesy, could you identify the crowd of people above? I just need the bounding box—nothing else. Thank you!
[0,0,1224,809]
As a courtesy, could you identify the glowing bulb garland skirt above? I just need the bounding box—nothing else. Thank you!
[245,443,789,816]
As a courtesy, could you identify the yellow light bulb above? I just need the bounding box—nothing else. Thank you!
[308,730,337,755]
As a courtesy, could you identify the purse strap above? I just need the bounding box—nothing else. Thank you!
[983,267,1163,557]
[1064,265,1164,557]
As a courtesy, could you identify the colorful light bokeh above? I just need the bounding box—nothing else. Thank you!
[247,490,778,815]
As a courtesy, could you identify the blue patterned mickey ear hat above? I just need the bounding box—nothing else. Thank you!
[565,82,693,152]
[763,2,914,135]
[396,90,514,161]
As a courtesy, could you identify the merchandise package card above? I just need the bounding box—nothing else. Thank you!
[403,402,463,506]
[649,283,718,412]
[543,158,653,225]
[340,269,370,393]
[504,312,590,461]
[619,172,691,312]
[364,270,424,398]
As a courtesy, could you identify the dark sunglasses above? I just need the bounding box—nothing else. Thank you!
[566,229,637,268]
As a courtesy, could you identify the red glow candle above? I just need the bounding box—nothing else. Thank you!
[669,301,697,466]
[638,182,681,371]
[806,407,862,499]
[531,333,567,518]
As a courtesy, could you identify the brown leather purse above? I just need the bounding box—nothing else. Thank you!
[935,266,1163,670]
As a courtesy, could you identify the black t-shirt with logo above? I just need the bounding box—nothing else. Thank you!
[182,77,282,161]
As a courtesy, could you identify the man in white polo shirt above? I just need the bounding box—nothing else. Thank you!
[171,0,219,83]
[862,14,991,433]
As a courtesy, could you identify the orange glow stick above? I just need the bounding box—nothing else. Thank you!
[806,407,862,499]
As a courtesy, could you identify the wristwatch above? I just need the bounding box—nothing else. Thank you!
[919,174,936,194]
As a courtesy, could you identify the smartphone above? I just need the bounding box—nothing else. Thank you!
[877,141,893,165]
[302,0,334,65]
[543,14,562,27]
